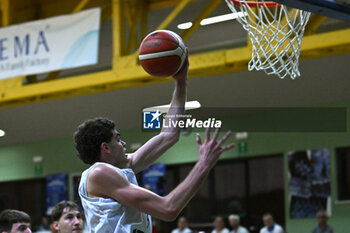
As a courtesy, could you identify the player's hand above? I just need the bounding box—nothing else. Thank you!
[196,128,235,170]
[173,48,189,82]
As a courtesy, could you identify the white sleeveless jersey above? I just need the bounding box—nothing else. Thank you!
[79,162,152,233]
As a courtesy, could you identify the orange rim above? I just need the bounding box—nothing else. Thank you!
[230,0,280,7]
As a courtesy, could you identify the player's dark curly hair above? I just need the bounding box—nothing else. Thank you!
[74,117,115,164]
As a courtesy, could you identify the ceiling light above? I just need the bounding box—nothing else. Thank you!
[143,100,201,113]
[0,129,5,137]
[177,12,248,30]
[200,12,247,25]
[177,22,193,30]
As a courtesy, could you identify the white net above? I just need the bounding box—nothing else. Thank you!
[225,0,312,79]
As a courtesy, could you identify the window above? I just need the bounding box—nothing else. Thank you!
[163,154,285,233]
[336,147,350,200]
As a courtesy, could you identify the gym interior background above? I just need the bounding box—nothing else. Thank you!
[0,0,349,232]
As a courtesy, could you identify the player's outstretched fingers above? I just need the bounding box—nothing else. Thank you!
[196,133,202,148]
[205,127,211,142]
[211,127,221,143]
[215,131,232,150]
[219,143,235,153]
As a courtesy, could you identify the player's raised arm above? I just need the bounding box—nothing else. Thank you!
[87,128,234,221]
[129,51,189,174]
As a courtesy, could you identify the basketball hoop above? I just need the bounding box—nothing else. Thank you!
[225,0,311,79]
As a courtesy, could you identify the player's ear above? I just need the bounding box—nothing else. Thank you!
[101,142,110,154]
[52,221,59,231]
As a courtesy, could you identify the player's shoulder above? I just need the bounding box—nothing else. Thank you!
[90,162,115,173]
[88,163,124,182]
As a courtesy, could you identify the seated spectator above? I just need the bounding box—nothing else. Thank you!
[212,216,230,233]
[260,214,283,233]
[311,210,333,233]
[171,217,192,233]
[0,209,32,233]
[51,201,83,233]
[36,215,51,233]
[228,215,249,233]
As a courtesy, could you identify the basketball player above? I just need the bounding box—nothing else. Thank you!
[74,52,235,233]
[51,201,83,233]
[0,209,32,233]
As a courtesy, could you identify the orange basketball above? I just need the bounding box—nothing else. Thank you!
[139,30,186,77]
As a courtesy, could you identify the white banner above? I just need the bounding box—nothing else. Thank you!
[0,8,100,80]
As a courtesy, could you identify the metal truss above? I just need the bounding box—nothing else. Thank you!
[0,0,349,108]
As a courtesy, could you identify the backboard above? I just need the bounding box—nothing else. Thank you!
[271,0,350,21]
